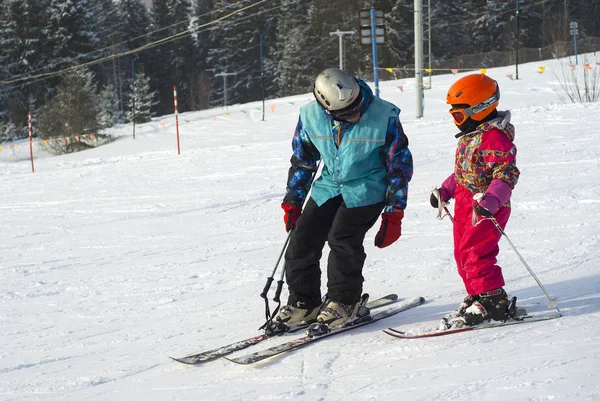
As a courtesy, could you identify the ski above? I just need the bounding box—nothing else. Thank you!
[171,293,399,365]
[383,312,561,339]
[225,296,425,365]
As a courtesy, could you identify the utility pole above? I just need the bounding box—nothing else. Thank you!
[414,0,424,118]
[516,0,520,80]
[259,21,272,121]
[427,0,432,88]
[329,30,355,70]
[131,58,136,139]
[564,0,569,38]
[215,72,237,109]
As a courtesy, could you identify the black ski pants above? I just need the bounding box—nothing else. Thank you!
[284,195,384,308]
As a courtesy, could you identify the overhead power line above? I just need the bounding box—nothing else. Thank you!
[0,0,275,86]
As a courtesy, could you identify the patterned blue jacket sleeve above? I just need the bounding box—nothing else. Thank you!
[283,117,320,207]
[382,117,413,213]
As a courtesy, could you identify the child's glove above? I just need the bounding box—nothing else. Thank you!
[475,178,513,217]
[430,174,456,208]
[474,201,494,217]
[281,202,302,232]
[374,210,404,248]
[430,187,451,208]
[474,194,500,217]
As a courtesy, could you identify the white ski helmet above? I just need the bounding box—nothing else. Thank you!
[313,68,361,112]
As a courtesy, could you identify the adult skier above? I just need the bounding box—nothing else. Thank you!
[431,73,520,327]
[276,68,413,331]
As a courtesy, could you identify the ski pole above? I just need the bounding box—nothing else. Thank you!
[272,242,288,305]
[488,216,561,314]
[259,232,291,327]
[261,160,321,302]
[444,206,454,223]
[260,232,291,299]
[470,193,560,314]
[260,160,322,329]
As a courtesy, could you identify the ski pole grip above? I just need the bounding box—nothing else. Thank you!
[273,279,284,303]
[260,277,274,299]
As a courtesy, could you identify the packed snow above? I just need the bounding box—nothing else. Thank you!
[1,56,599,401]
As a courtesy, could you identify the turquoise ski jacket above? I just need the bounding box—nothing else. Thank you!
[283,79,412,213]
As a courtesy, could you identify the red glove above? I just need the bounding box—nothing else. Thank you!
[281,202,302,232]
[374,210,404,248]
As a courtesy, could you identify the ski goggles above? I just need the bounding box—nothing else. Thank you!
[449,107,471,124]
[449,90,499,125]
[318,92,364,121]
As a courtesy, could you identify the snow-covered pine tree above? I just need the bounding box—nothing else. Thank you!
[207,0,272,106]
[303,0,363,79]
[92,0,122,89]
[0,0,51,137]
[189,0,214,110]
[118,0,152,53]
[98,84,124,129]
[37,69,100,154]
[0,1,15,126]
[575,0,600,38]
[127,71,158,124]
[116,0,153,116]
[368,0,414,82]
[468,0,515,57]
[275,0,313,96]
[0,121,20,145]
[148,0,196,115]
[430,0,471,63]
[45,0,101,75]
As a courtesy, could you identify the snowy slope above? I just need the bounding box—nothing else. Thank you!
[1,57,599,401]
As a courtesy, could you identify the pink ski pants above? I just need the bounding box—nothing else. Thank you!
[453,186,510,295]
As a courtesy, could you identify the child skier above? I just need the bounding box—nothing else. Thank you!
[431,73,520,327]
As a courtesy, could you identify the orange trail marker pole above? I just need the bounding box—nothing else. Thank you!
[174,85,181,155]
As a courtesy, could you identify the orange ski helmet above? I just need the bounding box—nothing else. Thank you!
[446,74,500,126]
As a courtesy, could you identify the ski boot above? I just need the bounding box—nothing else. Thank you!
[443,288,518,329]
[264,303,320,336]
[442,294,479,320]
[306,294,370,337]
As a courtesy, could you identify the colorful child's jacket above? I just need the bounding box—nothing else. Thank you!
[442,111,519,212]
[456,111,519,196]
